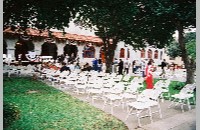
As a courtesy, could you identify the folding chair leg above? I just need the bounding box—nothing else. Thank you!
[168,98,176,108]
[136,110,142,127]
[125,107,133,121]
[148,108,153,123]
[181,102,184,112]
[193,97,196,104]
[187,98,191,110]
[158,104,162,118]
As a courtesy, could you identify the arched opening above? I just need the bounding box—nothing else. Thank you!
[154,50,158,59]
[41,38,57,60]
[3,40,7,54]
[148,49,152,59]
[141,49,145,58]
[120,48,125,58]
[15,36,34,61]
[100,47,105,63]
[83,43,95,58]
[64,43,78,58]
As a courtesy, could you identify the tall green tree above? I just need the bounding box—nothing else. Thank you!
[74,0,141,72]
[167,32,196,59]
[3,0,78,32]
[166,32,196,79]
[143,0,196,83]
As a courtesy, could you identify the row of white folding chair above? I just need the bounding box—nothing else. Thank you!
[7,65,36,77]
[122,75,131,82]
[154,79,171,101]
[168,83,196,112]
[102,82,143,114]
[131,76,144,85]
[125,89,163,127]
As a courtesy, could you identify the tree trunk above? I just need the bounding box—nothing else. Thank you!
[177,23,195,84]
[103,37,118,73]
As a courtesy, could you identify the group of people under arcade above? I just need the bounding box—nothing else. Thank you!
[14,34,78,64]
[12,34,180,90]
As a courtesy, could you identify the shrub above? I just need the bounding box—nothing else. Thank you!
[173,82,186,90]
[3,102,20,128]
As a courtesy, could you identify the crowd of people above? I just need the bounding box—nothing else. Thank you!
[112,58,180,89]
[10,50,180,90]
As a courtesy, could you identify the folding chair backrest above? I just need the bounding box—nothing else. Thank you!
[164,79,171,86]
[150,89,163,100]
[180,84,195,94]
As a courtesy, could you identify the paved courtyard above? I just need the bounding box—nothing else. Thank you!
[48,81,196,130]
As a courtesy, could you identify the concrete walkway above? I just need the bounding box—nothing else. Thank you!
[47,81,196,130]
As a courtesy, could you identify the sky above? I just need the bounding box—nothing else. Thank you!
[64,21,96,36]
[52,20,196,39]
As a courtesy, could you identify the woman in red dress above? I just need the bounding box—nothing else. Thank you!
[145,60,154,89]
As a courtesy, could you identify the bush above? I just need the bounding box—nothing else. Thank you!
[3,102,20,128]
[173,82,186,90]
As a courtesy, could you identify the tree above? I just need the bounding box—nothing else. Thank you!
[74,0,143,73]
[167,32,196,59]
[3,0,78,32]
[124,0,196,83]
[166,40,181,58]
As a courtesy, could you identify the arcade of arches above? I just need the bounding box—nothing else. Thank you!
[5,38,164,63]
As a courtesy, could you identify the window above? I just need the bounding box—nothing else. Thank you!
[141,49,145,58]
[120,48,125,58]
[148,49,152,59]
[83,44,95,58]
[154,50,158,59]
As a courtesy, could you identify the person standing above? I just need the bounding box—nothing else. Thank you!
[118,59,124,75]
[159,59,167,78]
[145,60,154,89]
[124,58,130,74]
[132,60,136,74]
[141,60,146,78]
[98,58,102,72]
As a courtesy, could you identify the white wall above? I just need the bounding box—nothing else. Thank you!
[4,36,176,66]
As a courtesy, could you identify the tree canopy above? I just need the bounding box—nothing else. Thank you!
[4,0,196,82]
[167,32,196,60]
[4,0,78,31]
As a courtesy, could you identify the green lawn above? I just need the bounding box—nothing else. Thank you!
[4,77,128,130]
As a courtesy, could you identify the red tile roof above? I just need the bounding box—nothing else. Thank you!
[3,27,103,44]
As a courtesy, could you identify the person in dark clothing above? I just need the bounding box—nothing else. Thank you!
[159,59,167,77]
[60,62,71,75]
[118,59,124,75]
[98,58,102,72]
[81,62,92,72]
[92,58,98,71]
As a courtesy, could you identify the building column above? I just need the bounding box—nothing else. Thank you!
[95,46,100,59]
[145,48,148,59]
[77,45,84,62]
[152,48,155,59]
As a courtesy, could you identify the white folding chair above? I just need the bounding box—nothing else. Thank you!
[125,89,163,127]
[168,83,196,112]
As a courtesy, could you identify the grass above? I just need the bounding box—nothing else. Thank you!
[4,77,128,130]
